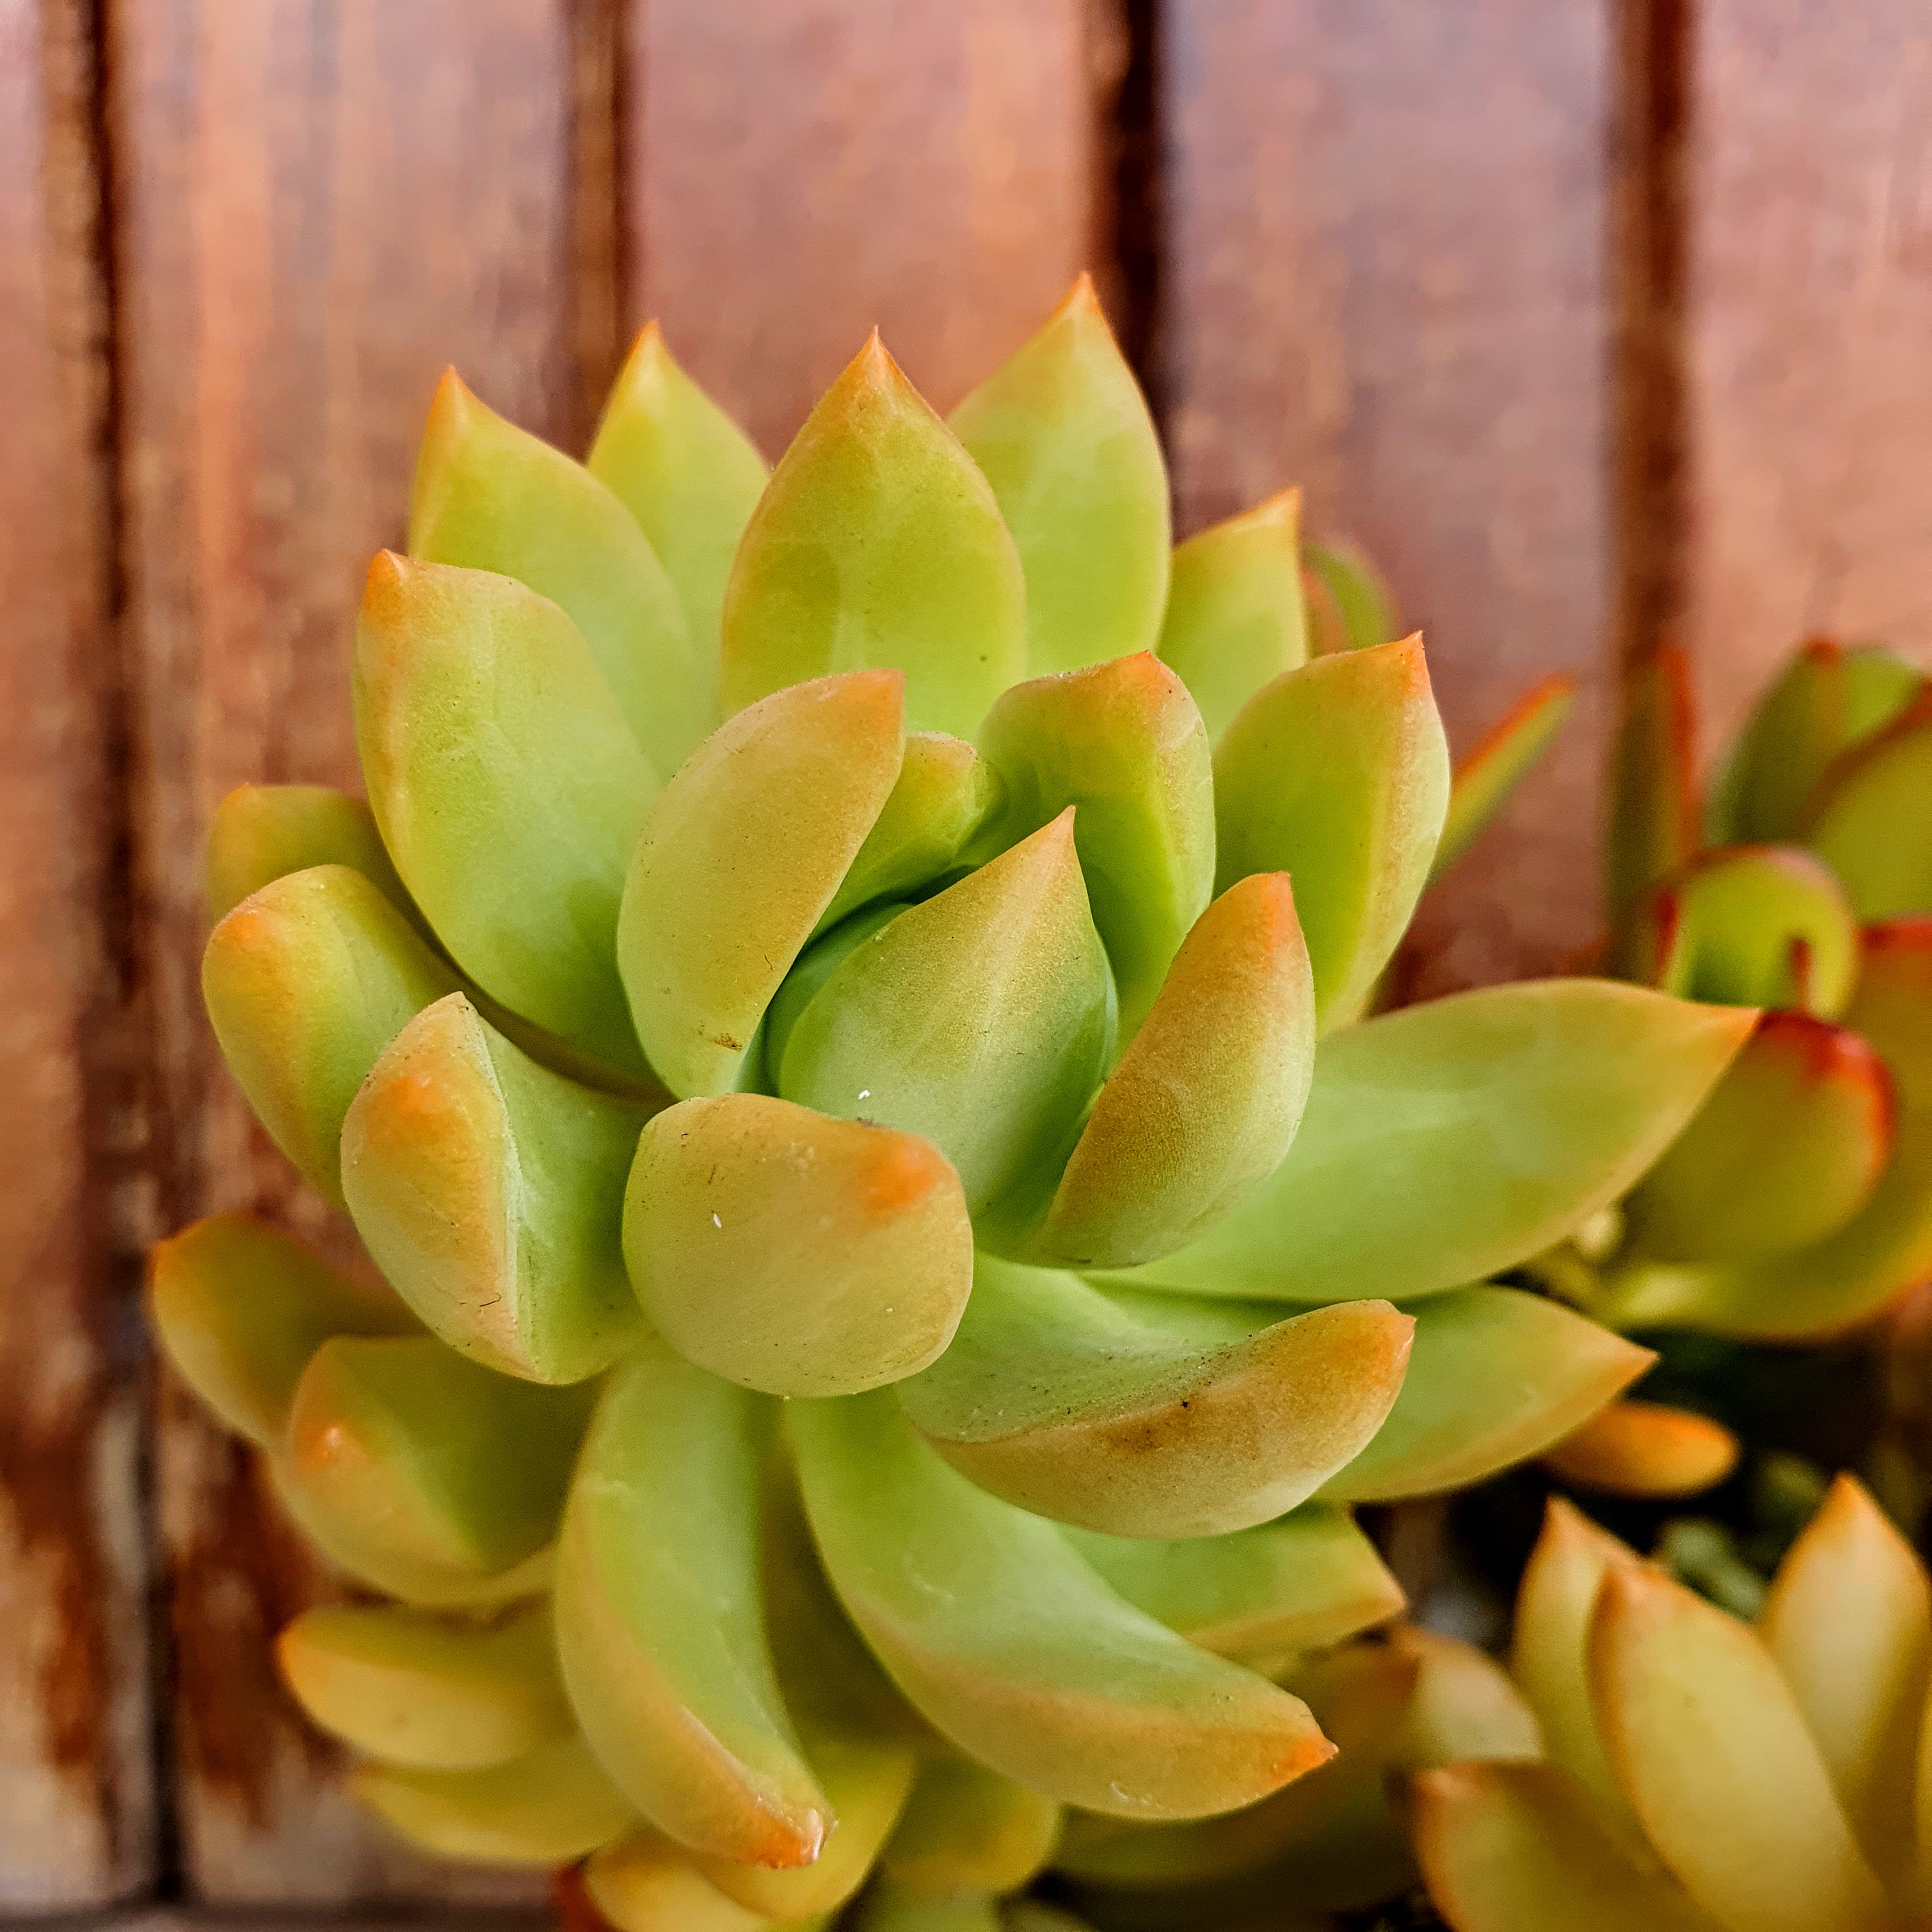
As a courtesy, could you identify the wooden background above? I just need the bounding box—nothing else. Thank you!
[7,0,1932,1917]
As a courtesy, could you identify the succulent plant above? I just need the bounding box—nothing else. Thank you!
[151,279,1748,1926]
[1511,640,1932,1504]
[1416,1477,1932,1932]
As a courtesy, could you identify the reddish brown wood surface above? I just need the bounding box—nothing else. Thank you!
[1678,1,1932,752]
[628,0,1119,451]
[112,0,600,1903]
[0,3,155,1907]
[1163,0,1615,986]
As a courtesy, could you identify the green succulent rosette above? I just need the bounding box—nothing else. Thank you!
[152,280,1747,1928]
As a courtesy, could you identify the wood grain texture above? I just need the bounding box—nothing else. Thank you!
[1680,1,1932,751]
[112,0,601,1903]
[1163,0,1615,988]
[0,2,156,1909]
[629,0,1119,452]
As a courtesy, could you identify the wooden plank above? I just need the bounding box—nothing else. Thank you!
[113,0,603,1903]
[0,1,157,1910]
[1678,2,1932,749]
[628,0,1118,451]
[1162,0,1616,988]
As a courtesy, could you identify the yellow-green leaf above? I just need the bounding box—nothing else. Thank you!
[1607,643,1699,925]
[1431,674,1577,882]
[205,782,424,934]
[880,1760,1062,1897]
[1803,687,1932,919]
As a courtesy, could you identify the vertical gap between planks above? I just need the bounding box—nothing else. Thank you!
[1106,0,1166,431]
[1614,0,1692,678]
[568,0,625,447]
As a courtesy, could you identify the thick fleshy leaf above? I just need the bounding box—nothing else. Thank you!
[1509,1499,1649,1859]
[583,1828,772,1932]
[1301,540,1396,656]
[880,1760,1062,1897]
[407,367,707,774]
[1321,1289,1652,1503]
[275,1600,569,1771]
[588,323,770,679]
[341,994,648,1385]
[1803,686,1932,918]
[1413,1762,1724,1932]
[351,1735,632,1866]
[1098,981,1753,1303]
[1157,489,1308,743]
[949,276,1168,677]
[818,732,1004,933]
[1621,1012,1892,1263]
[850,1887,1002,1932]
[1062,1503,1404,1666]
[1542,1400,1740,1498]
[1430,674,1578,881]
[1616,844,1860,1018]
[205,782,424,934]
[698,1735,917,1920]
[617,670,905,1098]
[355,551,657,1071]
[1607,642,1698,924]
[553,1341,827,1867]
[1020,873,1314,1268]
[281,1337,587,1605]
[899,1260,1410,1537]
[1600,921,1932,1337]
[1052,1643,1417,1890]
[1761,1475,1932,1889]
[778,813,1113,1226]
[1706,640,1924,845]
[1591,1563,1891,1932]
[721,334,1026,737]
[623,1094,970,1397]
[1386,1625,1542,1768]
[976,654,1213,1040]
[790,1389,1333,1820]
[201,864,460,1206]
[1215,636,1450,1027]
[148,1215,417,1446]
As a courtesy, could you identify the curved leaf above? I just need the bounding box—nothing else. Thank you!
[1621,1012,1892,1263]
[618,670,905,1098]
[778,813,1113,1225]
[553,1340,828,1867]
[1018,873,1314,1269]
[148,1214,417,1447]
[900,1259,1410,1537]
[790,1388,1333,1820]
[818,731,1004,933]
[976,652,1213,1040]
[1388,1624,1542,1768]
[1762,1475,1931,1890]
[721,334,1025,738]
[275,1600,569,1771]
[1097,981,1753,1303]
[355,551,657,1070]
[1616,844,1860,1019]
[342,993,649,1384]
[1431,674,1577,881]
[880,1759,1062,1897]
[1591,1563,1890,1932]
[408,368,707,774]
[1215,636,1450,1027]
[1803,686,1932,919]
[583,1827,777,1932]
[1158,489,1308,743]
[1062,1503,1404,1666]
[1302,540,1395,656]
[351,1735,632,1866]
[1413,1762,1723,1932]
[206,782,423,933]
[623,1094,971,1397]
[1321,1288,1653,1503]
[281,1336,588,1604]
[949,275,1169,677]
[588,322,770,676]
[1542,1400,1740,1499]
[202,864,461,1206]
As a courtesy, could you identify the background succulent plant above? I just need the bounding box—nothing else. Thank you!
[151,280,1748,1927]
